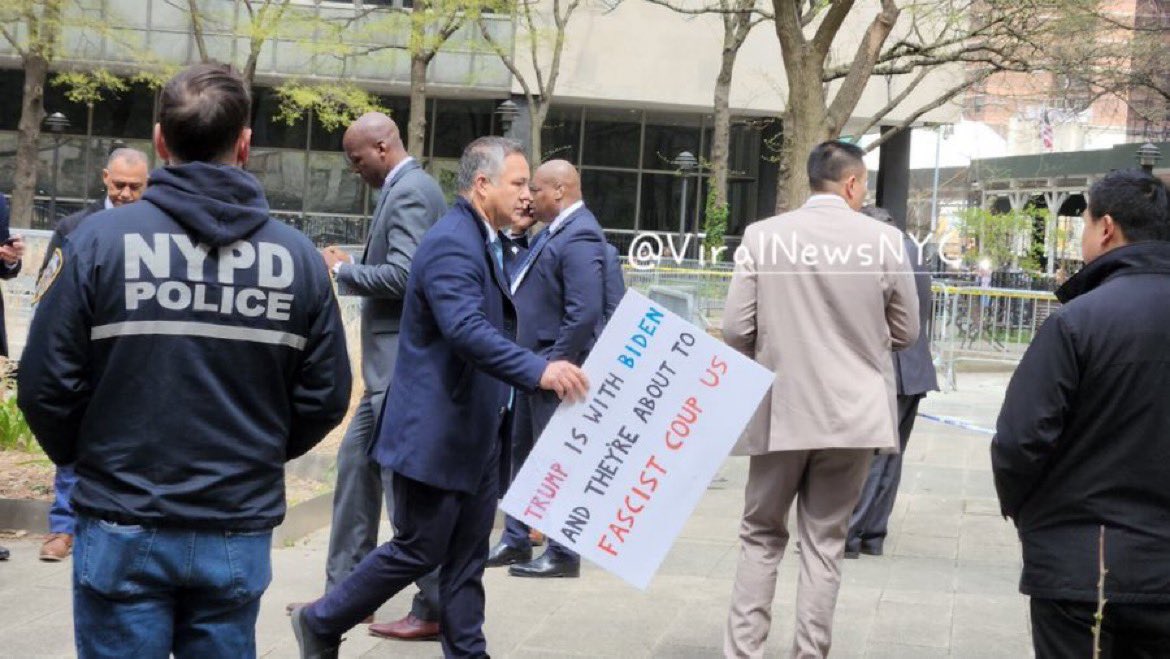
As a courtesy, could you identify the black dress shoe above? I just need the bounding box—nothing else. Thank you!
[486,542,531,568]
[508,551,580,578]
[0,546,8,561]
[860,544,883,557]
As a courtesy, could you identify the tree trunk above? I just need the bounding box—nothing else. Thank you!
[407,55,428,159]
[710,49,734,208]
[774,68,831,213]
[529,102,548,167]
[12,53,50,229]
[84,103,94,202]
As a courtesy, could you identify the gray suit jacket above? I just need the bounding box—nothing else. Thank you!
[894,238,939,397]
[336,159,445,393]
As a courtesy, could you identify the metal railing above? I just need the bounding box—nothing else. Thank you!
[930,284,1059,390]
[622,260,1061,390]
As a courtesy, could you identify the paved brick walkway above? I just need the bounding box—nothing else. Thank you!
[0,372,1030,657]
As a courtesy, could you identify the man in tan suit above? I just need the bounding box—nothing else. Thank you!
[722,141,920,658]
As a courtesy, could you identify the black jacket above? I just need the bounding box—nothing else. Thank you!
[991,241,1170,603]
[0,195,22,356]
[37,201,104,280]
[18,163,351,530]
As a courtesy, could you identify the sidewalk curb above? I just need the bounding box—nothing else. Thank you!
[0,498,50,534]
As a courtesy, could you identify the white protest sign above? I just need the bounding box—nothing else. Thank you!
[501,290,773,589]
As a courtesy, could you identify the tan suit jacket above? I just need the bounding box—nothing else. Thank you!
[723,195,920,455]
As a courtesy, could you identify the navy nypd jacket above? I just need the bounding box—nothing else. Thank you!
[18,163,351,530]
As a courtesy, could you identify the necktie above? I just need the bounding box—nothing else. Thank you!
[488,238,516,412]
[511,228,552,293]
[490,239,505,276]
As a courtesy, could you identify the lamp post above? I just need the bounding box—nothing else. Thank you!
[495,99,519,137]
[1137,142,1161,174]
[673,151,698,251]
[44,111,70,223]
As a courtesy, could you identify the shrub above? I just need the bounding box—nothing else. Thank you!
[0,361,37,453]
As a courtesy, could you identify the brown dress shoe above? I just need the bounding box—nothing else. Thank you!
[285,601,372,624]
[368,614,440,641]
[39,533,73,562]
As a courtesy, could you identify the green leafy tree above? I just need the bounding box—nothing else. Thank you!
[957,205,1046,272]
[309,1,496,157]
[702,187,729,260]
[51,68,130,199]
[186,0,297,85]
[0,0,65,227]
[273,81,386,132]
[645,0,770,213]
[477,0,584,165]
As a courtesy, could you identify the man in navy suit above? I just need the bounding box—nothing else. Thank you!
[287,112,446,640]
[602,242,625,320]
[290,137,589,659]
[486,160,606,579]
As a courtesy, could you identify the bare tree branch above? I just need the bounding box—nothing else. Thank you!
[643,0,772,18]
[825,0,900,131]
[864,69,993,152]
[855,67,931,137]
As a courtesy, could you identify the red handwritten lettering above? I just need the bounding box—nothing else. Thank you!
[596,454,668,556]
[524,462,569,520]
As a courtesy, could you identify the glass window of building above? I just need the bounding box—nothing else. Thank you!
[582,169,637,230]
[247,149,306,212]
[306,151,364,215]
[581,108,641,169]
[540,106,581,164]
[432,99,495,159]
[641,113,701,171]
[251,87,308,150]
[640,172,702,234]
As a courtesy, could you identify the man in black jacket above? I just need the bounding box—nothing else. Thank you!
[33,147,149,564]
[0,193,22,566]
[17,63,351,658]
[992,168,1170,657]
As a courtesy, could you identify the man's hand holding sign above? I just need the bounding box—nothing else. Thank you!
[501,290,773,589]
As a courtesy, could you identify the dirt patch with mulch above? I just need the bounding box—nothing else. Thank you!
[0,450,54,502]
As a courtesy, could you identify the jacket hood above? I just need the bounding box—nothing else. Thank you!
[1057,241,1170,303]
[143,163,270,247]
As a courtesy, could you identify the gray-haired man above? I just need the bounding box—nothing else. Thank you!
[290,137,588,658]
[35,146,150,563]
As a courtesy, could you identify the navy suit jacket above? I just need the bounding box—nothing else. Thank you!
[373,197,547,494]
[894,237,939,396]
[511,204,606,434]
[0,196,20,356]
[602,242,625,321]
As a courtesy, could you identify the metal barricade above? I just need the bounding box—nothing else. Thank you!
[622,262,733,330]
[931,284,1059,390]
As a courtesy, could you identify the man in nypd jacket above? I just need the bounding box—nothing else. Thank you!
[17,63,351,658]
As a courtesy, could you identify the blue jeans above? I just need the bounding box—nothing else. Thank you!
[72,515,272,659]
[49,463,78,534]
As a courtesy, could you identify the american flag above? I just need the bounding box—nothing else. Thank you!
[1040,110,1054,152]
